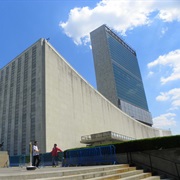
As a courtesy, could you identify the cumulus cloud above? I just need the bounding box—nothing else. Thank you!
[153,113,176,128]
[156,88,180,110]
[157,3,180,22]
[156,92,170,101]
[59,0,180,45]
[147,49,180,84]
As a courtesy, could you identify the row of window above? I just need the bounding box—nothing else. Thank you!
[121,100,152,124]
[108,35,141,79]
[30,46,37,142]
[112,64,149,111]
[0,46,37,155]
[14,57,22,154]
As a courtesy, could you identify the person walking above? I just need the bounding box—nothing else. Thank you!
[32,141,40,168]
[51,144,62,167]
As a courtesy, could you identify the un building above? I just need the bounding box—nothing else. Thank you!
[0,38,170,156]
[90,25,152,126]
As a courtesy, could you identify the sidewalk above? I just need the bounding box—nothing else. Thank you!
[0,165,103,180]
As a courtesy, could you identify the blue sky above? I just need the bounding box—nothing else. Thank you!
[0,0,180,135]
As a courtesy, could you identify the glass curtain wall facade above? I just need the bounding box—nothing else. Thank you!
[90,25,153,126]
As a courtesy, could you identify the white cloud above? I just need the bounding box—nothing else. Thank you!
[156,88,180,110]
[156,92,170,101]
[153,113,176,128]
[148,49,180,84]
[147,71,154,77]
[161,27,168,36]
[157,4,180,22]
[59,0,180,45]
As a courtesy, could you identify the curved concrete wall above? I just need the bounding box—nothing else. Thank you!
[44,41,171,152]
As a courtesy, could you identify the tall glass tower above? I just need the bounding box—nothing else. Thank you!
[90,25,153,126]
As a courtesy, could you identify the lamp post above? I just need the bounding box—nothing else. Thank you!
[26,141,36,170]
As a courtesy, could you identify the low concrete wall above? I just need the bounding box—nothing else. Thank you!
[116,148,180,179]
[0,151,9,167]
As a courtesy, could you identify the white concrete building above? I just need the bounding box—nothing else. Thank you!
[0,39,171,156]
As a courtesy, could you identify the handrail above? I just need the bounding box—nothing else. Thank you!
[127,151,180,179]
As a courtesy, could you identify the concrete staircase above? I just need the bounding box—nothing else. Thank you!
[29,164,160,180]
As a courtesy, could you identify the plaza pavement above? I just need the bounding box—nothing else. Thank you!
[0,166,91,179]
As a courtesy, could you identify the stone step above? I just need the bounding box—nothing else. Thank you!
[83,170,144,180]
[119,172,152,180]
[31,166,137,180]
[62,164,129,176]
[29,168,161,180]
[142,176,161,180]
[0,164,161,180]
[0,165,130,180]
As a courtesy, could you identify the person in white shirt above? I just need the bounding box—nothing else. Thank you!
[32,141,40,167]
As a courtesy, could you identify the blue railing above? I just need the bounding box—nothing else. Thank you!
[63,145,116,166]
[10,146,116,167]
[9,152,63,167]
[10,155,26,167]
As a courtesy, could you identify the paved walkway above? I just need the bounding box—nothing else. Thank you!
[0,166,79,179]
[0,165,106,179]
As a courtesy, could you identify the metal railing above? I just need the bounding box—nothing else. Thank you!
[9,152,63,167]
[81,131,135,143]
[63,145,117,167]
[127,151,180,180]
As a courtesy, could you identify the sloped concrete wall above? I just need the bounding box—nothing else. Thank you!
[44,41,171,152]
